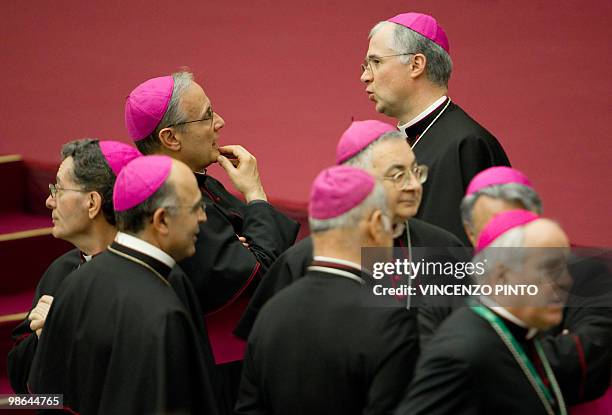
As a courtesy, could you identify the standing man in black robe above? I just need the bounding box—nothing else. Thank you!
[29,155,219,414]
[361,12,510,244]
[7,139,140,394]
[460,166,612,406]
[236,166,419,415]
[397,210,572,414]
[236,120,466,340]
[124,72,299,413]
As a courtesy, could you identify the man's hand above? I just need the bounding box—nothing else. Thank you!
[29,295,54,337]
[238,236,250,249]
[217,145,268,203]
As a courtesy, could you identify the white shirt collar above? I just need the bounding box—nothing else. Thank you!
[115,232,176,269]
[398,96,447,131]
[82,254,93,262]
[312,256,362,271]
[480,296,538,339]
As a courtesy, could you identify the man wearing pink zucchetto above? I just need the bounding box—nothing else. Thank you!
[361,12,511,245]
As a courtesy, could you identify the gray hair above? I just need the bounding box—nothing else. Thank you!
[342,131,405,169]
[114,181,177,234]
[461,183,543,230]
[61,139,117,225]
[472,226,527,283]
[135,71,195,155]
[370,21,452,88]
[309,181,390,233]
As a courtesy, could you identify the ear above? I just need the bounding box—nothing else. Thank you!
[158,128,182,152]
[409,53,427,79]
[151,208,171,236]
[365,210,391,246]
[87,192,103,220]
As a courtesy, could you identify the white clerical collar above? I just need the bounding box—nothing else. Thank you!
[398,96,448,131]
[480,296,538,339]
[82,254,93,262]
[310,256,365,284]
[115,232,176,269]
[313,256,362,271]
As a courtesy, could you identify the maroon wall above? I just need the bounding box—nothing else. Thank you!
[2,0,611,245]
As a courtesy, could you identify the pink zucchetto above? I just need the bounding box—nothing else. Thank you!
[309,166,375,220]
[476,209,540,253]
[466,166,533,196]
[124,76,174,141]
[387,12,450,54]
[113,155,172,212]
[98,140,142,176]
[336,120,397,164]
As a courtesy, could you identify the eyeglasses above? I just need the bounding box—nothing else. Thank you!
[48,183,89,198]
[168,104,215,128]
[382,165,429,189]
[361,53,416,74]
[165,198,206,214]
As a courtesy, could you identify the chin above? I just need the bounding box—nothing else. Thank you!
[397,207,418,222]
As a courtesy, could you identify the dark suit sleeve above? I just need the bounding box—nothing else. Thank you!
[240,201,301,270]
[235,341,268,415]
[7,252,80,394]
[234,237,313,339]
[181,200,299,312]
[364,309,419,415]
[7,319,38,393]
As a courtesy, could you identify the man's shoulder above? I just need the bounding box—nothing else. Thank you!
[438,102,498,141]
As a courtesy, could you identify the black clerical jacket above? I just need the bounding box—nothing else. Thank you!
[396,307,562,415]
[236,266,419,415]
[405,100,510,245]
[29,242,219,415]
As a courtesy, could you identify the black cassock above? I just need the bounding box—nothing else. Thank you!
[404,98,511,245]
[7,248,82,394]
[235,217,466,340]
[29,242,219,415]
[179,173,299,412]
[236,263,419,415]
[396,307,564,415]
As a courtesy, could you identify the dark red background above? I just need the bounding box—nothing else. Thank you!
[2,0,611,245]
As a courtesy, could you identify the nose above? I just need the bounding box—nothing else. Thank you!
[46,194,56,210]
[360,67,373,84]
[214,112,225,131]
[401,173,421,192]
[198,208,207,223]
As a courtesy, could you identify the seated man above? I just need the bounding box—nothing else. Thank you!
[29,156,218,414]
[236,166,419,415]
[461,166,612,406]
[125,73,299,412]
[396,210,572,415]
[236,119,465,339]
[7,139,140,393]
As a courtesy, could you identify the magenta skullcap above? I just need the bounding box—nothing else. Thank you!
[387,13,450,54]
[113,155,173,212]
[336,120,397,164]
[125,76,174,141]
[309,166,375,220]
[466,166,533,196]
[476,209,540,253]
[98,140,142,176]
